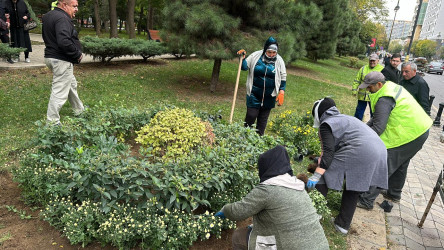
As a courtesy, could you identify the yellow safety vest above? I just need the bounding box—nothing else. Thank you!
[352,64,384,101]
[369,81,432,149]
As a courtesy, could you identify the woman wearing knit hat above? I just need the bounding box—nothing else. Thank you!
[236,36,286,136]
[307,97,388,235]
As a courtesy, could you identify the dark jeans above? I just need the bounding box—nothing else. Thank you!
[317,184,360,230]
[245,107,271,136]
[354,100,372,121]
[359,130,429,208]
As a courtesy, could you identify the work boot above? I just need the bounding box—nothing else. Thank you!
[381,190,400,203]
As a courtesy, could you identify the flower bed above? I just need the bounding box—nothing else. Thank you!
[15,105,318,249]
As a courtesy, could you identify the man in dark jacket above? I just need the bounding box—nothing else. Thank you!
[381,53,401,83]
[42,0,84,125]
[399,62,431,115]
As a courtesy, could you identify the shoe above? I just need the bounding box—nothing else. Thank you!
[7,59,14,64]
[12,58,19,63]
[356,201,373,210]
[330,218,348,235]
[381,190,400,202]
[25,58,30,63]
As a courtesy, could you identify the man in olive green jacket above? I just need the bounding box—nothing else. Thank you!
[216,146,329,250]
[352,53,384,120]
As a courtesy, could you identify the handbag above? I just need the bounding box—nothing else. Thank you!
[24,20,37,31]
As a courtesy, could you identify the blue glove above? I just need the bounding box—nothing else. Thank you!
[307,172,322,189]
[215,211,226,219]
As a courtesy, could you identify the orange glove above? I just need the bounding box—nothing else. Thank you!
[276,92,284,106]
[237,49,246,59]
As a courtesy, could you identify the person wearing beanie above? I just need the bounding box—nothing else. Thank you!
[215,145,329,250]
[352,53,384,120]
[308,97,388,235]
[356,71,432,209]
[236,36,287,136]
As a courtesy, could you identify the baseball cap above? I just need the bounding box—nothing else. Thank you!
[369,53,379,61]
[358,71,385,89]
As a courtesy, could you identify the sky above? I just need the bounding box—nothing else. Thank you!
[386,0,417,21]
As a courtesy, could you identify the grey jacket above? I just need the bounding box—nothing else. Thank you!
[222,174,329,250]
[318,107,388,192]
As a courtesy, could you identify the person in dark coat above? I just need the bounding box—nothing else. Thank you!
[0,0,10,45]
[399,62,431,115]
[307,97,388,235]
[237,36,287,136]
[383,53,391,66]
[4,0,32,62]
[381,53,401,84]
[216,145,329,250]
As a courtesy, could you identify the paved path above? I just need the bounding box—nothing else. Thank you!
[0,33,174,69]
[3,33,444,249]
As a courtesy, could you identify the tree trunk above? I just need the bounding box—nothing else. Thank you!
[126,0,135,39]
[148,5,154,30]
[210,59,222,93]
[109,0,118,38]
[137,6,143,35]
[146,4,150,39]
[94,0,101,35]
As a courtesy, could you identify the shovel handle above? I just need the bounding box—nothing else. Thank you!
[229,55,244,124]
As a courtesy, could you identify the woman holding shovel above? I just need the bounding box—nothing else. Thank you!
[237,36,286,136]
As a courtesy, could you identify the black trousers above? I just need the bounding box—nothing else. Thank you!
[316,184,360,230]
[244,107,271,136]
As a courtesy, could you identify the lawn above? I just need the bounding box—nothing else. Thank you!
[0,56,359,249]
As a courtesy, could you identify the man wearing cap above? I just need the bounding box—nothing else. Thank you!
[352,53,384,120]
[356,71,432,210]
[381,53,401,84]
[399,62,431,115]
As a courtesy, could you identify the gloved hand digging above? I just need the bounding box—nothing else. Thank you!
[307,172,322,189]
[215,211,226,219]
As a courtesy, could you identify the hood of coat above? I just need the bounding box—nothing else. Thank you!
[261,173,305,190]
[262,36,278,56]
[258,145,293,183]
[312,97,338,128]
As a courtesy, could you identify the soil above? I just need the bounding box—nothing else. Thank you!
[0,170,252,249]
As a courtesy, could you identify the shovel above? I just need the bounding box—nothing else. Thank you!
[229,52,245,124]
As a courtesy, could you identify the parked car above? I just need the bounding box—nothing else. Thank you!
[425,61,444,75]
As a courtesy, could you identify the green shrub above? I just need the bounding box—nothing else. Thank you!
[135,108,207,161]
[357,54,366,60]
[0,44,26,60]
[346,57,360,68]
[268,110,321,156]
[132,39,166,61]
[308,189,331,219]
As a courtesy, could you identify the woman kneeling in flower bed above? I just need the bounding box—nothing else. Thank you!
[215,145,329,250]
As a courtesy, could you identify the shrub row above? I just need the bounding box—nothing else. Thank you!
[81,36,166,63]
[0,43,26,61]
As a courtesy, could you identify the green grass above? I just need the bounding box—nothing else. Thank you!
[0,56,359,247]
[0,232,12,246]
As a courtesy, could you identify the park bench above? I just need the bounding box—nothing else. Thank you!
[148,29,162,42]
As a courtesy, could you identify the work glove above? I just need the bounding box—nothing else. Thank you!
[307,172,322,189]
[276,92,284,106]
[215,211,226,219]
[237,49,246,59]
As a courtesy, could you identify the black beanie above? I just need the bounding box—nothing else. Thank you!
[258,145,293,183]
[312,97,336,120]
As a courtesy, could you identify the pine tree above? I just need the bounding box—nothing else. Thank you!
[162,0,321,92]
[336,9,363,57]
[303,0,348,61]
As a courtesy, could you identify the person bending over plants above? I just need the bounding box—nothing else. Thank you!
[306,98,388,235]
[215,145,329,250]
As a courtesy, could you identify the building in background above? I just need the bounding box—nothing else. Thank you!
[419,0,444,40]
[384,20,413,39]
[409,0,429,41]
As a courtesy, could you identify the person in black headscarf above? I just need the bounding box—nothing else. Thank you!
[215,145,329,250]
[307,97,388,235]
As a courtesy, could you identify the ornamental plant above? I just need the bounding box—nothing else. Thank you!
[268,109,321,156]
[135,108,208,162]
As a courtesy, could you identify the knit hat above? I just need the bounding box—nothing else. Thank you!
[312,98,336,128]
[267,44,278,52]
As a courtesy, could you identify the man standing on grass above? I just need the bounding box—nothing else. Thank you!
[352,53,384,120]
[356,71,432,210]
[42,0,84,125]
